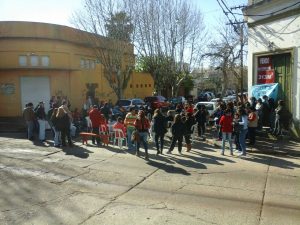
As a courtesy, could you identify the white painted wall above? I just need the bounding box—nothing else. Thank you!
[247,8,300,120]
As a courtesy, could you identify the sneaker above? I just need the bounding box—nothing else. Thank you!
[220,152,224,156]
[238,152,246,157]
[166,150,172,154]
[235,149,242,153]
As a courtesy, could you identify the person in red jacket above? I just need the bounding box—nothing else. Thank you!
[89,105,105,146]
[134,110,150,160]
[219,108,234,155]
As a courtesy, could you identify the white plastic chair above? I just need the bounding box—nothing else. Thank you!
[113,129,127,149]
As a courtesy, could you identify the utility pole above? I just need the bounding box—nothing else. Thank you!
[240,24,244,101]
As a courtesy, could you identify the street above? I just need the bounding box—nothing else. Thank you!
[0,133,299,225]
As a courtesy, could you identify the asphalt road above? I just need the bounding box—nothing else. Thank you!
[0,133,299,225]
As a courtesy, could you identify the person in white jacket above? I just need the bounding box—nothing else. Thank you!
[237,107,248,156]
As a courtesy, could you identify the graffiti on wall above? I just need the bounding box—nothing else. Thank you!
[0,83,15,95]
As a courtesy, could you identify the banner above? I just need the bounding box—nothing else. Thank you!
[257,69,275,84]
[257,56,275,84]
[251,83,279,101]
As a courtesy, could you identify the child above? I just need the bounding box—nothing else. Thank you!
[113,117,126,138]
[167,114,186,154]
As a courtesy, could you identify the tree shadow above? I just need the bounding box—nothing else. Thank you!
[243,154,300,170]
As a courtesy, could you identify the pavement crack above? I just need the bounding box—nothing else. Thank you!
[44,150,61,156]
[258,157,272,225]
[78,167,160,224]
[52,169,91,184]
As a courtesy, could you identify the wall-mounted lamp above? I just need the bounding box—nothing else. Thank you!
[268,41,275,51]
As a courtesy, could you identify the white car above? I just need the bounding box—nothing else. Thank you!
[194,101,218,124]
[115,98,145,112]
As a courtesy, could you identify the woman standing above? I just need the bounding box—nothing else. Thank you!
[50,108,61,147]
[248,107,258,145]
[152,109,167,155]
[219,109,234,155]
[134,110,151,160]
[237,108,248,156]
[56,107,73,147]
[167,114,186,154]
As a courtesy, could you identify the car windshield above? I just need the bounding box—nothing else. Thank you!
[132,99,144,105]
[117,100,131,106]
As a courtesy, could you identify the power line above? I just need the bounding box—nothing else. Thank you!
[234,1,300,17]
[216,0,240,34]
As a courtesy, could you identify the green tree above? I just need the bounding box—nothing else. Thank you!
[72,0,134,100]
[105,11,133,42]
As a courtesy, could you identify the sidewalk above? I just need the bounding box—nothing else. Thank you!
[205,128,300,157]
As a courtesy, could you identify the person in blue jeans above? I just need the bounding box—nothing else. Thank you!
[124,107,137,150]
[237,107,248,156]
[134,110,151,160]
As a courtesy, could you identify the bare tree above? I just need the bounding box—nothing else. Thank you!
[205,20,247,96]
[72,0,134,100]
[126,0,207,96]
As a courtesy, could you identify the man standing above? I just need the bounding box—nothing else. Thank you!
[124,107,137,150]
[23,102,35,140]
[89,105,105,146]
[35,102,47,142]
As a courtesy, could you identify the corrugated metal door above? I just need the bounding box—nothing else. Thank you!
[20,77,50,112]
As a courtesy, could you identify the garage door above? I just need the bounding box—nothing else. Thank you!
[20,77,50,112]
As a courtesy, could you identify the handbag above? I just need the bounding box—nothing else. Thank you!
[131,130,140,142]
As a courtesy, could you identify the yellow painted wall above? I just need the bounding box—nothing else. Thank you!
[0,21,154,117]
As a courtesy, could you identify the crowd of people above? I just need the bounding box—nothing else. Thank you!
[23,94,291,160]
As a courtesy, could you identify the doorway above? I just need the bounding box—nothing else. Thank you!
[272,53,292,111]
[20,76,51,112]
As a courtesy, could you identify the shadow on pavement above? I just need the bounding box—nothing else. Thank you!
[61,145,94,159]
[147,160,191,175]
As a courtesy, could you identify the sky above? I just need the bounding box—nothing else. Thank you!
[0,0,247,30]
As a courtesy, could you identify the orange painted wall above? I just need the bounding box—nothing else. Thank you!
[0,22,154,117]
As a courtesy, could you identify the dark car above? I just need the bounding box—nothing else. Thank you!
[169,96,186,105]
[115,98,145,112]
[144,96,170,110]
[197,92,215,102]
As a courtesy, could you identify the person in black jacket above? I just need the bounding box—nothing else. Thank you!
[152,109,168,155]
[167,114,186,154]
[194,104,207,138]
[35,101,47,142]
[56,107,73,147]
[183,112,196,152]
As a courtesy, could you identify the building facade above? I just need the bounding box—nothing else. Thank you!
[0,21,154,117]
[243,0,300,137]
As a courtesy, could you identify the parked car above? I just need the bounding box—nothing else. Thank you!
[169,96,186,105]
[197,92,215,102]
[194,101,218,125]
[144,95,170,110]
[115,98,145,112]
